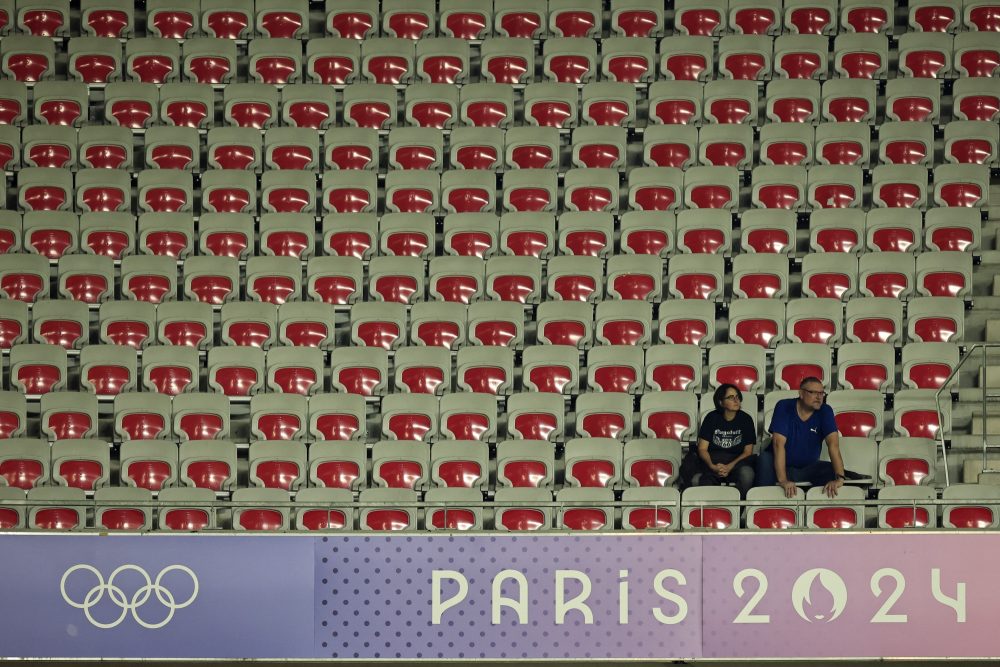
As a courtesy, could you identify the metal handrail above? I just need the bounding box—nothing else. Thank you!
[934,343,1000,486]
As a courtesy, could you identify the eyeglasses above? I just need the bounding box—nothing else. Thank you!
[723,394,741,401]
[801,389,827,397]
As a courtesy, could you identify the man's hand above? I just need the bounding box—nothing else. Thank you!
[824,478,844,498]
[779,480,797,498]
[715,463,730,478]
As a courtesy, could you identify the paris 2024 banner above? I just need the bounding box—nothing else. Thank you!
[0,533,992,660]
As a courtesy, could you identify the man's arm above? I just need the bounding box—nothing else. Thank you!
[771,433,797,498]
[823,431,845,497]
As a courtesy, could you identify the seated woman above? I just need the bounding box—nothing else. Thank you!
[690,383,756,498]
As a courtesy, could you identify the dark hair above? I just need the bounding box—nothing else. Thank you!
[799,376,824,389]
[713,383,742,412]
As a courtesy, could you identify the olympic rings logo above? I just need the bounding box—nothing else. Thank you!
[60,564,199,629]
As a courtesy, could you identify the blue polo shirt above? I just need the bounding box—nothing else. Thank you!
[767,398,839,468]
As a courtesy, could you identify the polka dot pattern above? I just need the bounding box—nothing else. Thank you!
[314,535,702,659]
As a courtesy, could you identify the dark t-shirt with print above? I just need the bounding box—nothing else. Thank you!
[697,410,757,464]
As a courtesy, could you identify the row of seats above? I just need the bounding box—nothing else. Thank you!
[0,209,984,263]
[0,383,948,444]
[2,165,992,216]
[10,480,998,532]
[5,79,1000,133]
[0,293,970,353]
[6,121,999,176]
[0,250,977,310]
[0,434,940,496]
[0,339,963,398]
[3,32,999,86]
[2,0,999,41]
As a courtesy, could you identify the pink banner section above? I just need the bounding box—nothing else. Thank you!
[701,534,1000,659]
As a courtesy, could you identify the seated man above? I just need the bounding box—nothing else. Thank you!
[756,376,846,498]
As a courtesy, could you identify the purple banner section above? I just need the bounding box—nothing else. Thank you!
[0,534,315,659]
[701,533,1000,659]
[313,534,703,660]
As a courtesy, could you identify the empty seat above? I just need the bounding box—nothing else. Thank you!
[439,393,497,442]
[619,211,675,257]
[682,485,740,530]
[773,342,831,391]
[934,164,990,209]
[154,302,211,350]
[31,299,87,351]
[878,437,937,486]
[866,209,922,254]
[859,252,915,300]
[522,345,579,394]
[28,487,86,530]
[40,392,97,441]
[309,395,368,443]
[256,0,307,38]
[902,342,959,390]
[524,82,579,129]
[878,485,937,529]
[645,344,702,392]
[10,343,67,394]
[844,297,902,346]
[497,439,555,488]
[667,254,725,301]
[587,345,644,393]
[649,83,703,131]
[916,252,972,299]
[232,488,291,531]
[640,391,698,441]
[51,438,110,491]
[351,302,408,350]
[822,79,877,126]
[207,346,265,396]
[548,0,600,36]
[220,302,278,349]
[700,125,753,169]
[0,438,49,490]
[180,257,235,305]
[309,441,366,492]
[504,393,563,443]
[805,485,866,529]
[115,393,172,442]
[785,297,843,347]
[206,129,261,172]
[295,487,354,531]
[326,0,377,39]
[330,347,389,396]
[628,167,683,212]
[827,389,884,439]
[952,77,1000,123]
[359,488,419,531]
[728,298,784,349]
[557,487,616,530]
[893,388,951,440]
[372,440,430,488]
[801,253,858,302]
[837,342,895,392]
[885,79,941,123]
[941,485,1000,530]
[281,85,336,131]
[709,344,766,393]
[907,297,964,344]
[2,35,55,82]
[173,393,230,442]
[684,166,740,210]
[574,395,633,441]
[249,441,307,491]
[409,301,468,350]
[179,438,237,493]
[459,83,514,128]
[142,345,199,396]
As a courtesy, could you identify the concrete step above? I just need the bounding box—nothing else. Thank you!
[962,459,1000,484]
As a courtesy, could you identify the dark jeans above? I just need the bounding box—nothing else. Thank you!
[755,446,836,488]
[691,459,756,498]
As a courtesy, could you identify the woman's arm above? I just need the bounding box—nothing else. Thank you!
[696,438,716,469]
